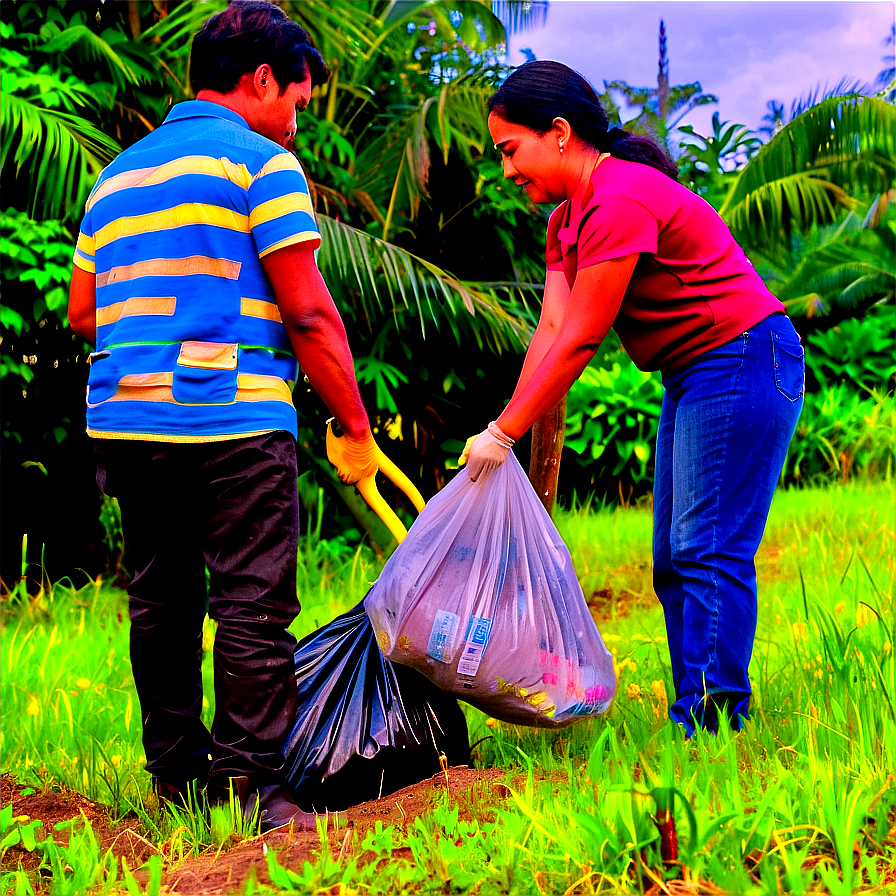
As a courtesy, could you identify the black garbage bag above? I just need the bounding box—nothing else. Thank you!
[281,601,471,812]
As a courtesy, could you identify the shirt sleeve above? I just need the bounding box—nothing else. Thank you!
[72,205,96,274]
[248,151,321,258]
[575,194,658,267]
[545,204,566,270]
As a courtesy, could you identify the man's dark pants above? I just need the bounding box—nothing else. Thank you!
[95,432,300,788]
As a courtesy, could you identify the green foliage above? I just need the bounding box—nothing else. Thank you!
[0,1,150,221]
[0,209,82,447]
[2,484,893,893]
[720,94,896,247]
[677,112,762,209]
[754,198,896,321]
[564,354,663,494]
[0,806,164,895]
[783,383,895,485]
[804,303,895,391]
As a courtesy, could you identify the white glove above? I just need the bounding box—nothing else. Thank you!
[462,422,515,482]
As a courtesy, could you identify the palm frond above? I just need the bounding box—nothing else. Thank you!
[0,93,120,219]
[39,25,144,86]
[720,94,896,244]
[141,1,226,61]
[317,215,536,352]
[837,273,893,308]
[788,77,869,119]
[773,219,895,316]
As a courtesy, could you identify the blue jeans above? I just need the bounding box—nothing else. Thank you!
[652,313,804,736]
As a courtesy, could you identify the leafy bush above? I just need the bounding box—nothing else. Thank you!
[804,302,895,392]
[561,352,663,504]
[784,383,894,484]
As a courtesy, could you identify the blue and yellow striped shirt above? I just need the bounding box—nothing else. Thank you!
[73,101,320,442]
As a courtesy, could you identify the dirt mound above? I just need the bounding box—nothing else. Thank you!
[2,767,507,894]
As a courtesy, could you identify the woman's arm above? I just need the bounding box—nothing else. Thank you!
[497,254,638,441]
[510,269,571,400]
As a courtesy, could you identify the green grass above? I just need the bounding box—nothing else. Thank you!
[2,481,894,894]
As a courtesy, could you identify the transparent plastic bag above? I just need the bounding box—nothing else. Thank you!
[365,452,617,728]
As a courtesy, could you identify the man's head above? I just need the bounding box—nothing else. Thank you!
[190,1,328,97]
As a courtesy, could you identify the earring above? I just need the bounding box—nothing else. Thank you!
[559,143,565,154]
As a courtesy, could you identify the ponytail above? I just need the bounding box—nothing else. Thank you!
[488,61,678,181]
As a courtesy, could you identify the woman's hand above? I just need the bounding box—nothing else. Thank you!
[460,422,515,481]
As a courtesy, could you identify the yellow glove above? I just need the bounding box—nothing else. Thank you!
[458,434,477,467]
[326,419,378,484]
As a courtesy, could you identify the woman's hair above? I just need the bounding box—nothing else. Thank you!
[488,60,678,181]
[190,0,329,96]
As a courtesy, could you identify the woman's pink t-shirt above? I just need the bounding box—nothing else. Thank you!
[546,156,785,372]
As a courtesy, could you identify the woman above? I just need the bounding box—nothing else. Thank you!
[464,61,804,737]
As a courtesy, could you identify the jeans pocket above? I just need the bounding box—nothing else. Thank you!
[771,330,805,401]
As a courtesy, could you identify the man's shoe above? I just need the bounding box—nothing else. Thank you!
[153,778,204,813]
[245,785,318,834]
[206,774,250,810]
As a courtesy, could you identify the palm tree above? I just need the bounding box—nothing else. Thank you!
[603,20,718,152]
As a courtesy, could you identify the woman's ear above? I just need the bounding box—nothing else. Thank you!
[551,117,573,153]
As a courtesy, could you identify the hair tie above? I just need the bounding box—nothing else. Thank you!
[604,127,624,146]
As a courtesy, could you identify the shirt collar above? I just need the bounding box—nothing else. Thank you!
[162,100,251,131]
[557,154,612,247]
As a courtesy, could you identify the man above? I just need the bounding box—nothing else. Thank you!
[68,0,379,833]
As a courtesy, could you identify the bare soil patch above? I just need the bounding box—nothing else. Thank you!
[2,766,507,895]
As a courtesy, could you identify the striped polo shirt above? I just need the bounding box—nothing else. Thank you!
[72,100,320,442]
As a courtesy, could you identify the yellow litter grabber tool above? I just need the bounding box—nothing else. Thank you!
[326,419,426,544]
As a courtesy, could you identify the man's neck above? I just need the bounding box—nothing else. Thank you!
[195,89,251,122]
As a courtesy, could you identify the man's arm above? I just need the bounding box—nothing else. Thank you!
[68,265,97,347]
[262,241,370,440]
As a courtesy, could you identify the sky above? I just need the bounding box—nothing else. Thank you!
[503,1,895,140]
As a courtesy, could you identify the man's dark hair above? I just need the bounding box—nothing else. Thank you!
[189,0,329,96]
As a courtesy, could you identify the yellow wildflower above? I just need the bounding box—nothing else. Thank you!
[26,694,39,716]
[76,678,90,690]
[856,604,874,628]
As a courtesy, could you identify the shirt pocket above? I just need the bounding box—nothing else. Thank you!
[771,329,805,401]
[171,341,239,405]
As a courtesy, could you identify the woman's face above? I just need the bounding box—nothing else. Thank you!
[488,112,566,204]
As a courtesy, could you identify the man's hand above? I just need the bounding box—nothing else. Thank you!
[461,422,515,482]
[326,420,378,484]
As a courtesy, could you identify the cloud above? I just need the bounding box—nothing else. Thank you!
[508,1,895,134]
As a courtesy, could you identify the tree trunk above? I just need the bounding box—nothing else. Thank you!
[528,395,566,517]
[126,1,142,39]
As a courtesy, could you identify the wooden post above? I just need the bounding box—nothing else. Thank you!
[528,395,567,517]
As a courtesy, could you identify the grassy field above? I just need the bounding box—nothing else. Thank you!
[1,481,894,894]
